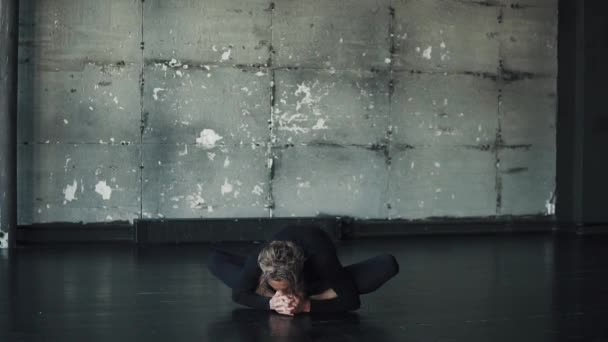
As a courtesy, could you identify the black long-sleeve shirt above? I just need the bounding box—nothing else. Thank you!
[232,226,360,312]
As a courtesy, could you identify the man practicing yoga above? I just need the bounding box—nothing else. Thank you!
[208,225,399,315]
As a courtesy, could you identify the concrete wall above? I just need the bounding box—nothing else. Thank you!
[17,0,558,224]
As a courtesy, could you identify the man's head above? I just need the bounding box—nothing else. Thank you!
[257,240,306,294]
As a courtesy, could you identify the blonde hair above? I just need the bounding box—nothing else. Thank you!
[257,240,306,294]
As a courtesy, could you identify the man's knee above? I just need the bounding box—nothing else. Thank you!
[382,254,399,278]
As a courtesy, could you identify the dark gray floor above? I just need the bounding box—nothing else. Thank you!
[1,234,607,341]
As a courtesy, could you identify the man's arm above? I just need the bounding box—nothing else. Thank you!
[296,289,336,313]
[309,288,338,300]
[305,241,361,312]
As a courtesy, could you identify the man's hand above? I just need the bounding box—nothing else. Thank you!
[269,291,299,316]
[292,296,311,314]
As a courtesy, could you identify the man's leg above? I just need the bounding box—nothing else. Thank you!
[207,248,247,289]
[344,254,399,295]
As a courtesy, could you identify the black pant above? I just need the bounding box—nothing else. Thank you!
[207,248,399,295]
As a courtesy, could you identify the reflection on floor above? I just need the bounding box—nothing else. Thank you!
[1,233,607,341]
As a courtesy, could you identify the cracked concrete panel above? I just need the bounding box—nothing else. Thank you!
[142,144,269,219]
[393,0,500,73]
[17,144,141,225]
[18,0,141,67]
[143,64,271,146]
[500,5,558,75]
[18,62,141,144]
[391,72,499,146]
[273,69,389,146]
[272,146,388,218]
[499,146,555,216]
[388,146,496,219]
[144,0,271,65]
[272,0,391,69]
[500,77,556,147]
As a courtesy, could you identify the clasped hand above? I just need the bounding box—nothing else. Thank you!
[269,290,304,316]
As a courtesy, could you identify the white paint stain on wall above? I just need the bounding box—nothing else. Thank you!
[63,180,78,203]
[95,181,113,200]
[240,87,252,96]
[422,46,433,60]
[221,49,231,61]
[189,193,205,209]
[153,88,165,101]
[168,58,182,67]
[64,158,72,173]
[179,144,188,156]
[221,179,233,195]
[223,157,231,168]
[196,129,223,149]
[298,181,311,188]
[312,119,329,130]
[278,81,333,133]
[252,185,264,196]
[294,82,317,112]
[187,185,206,209]
[277,113,310,133]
